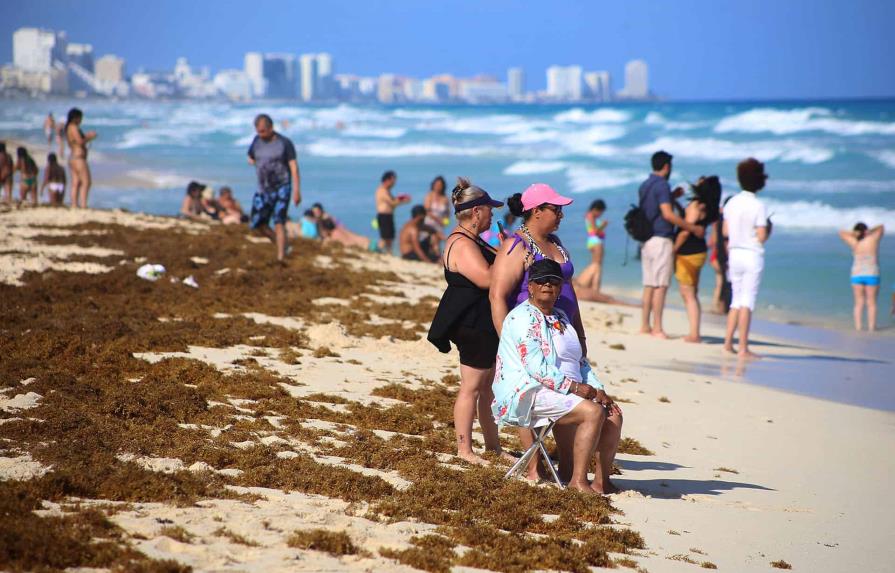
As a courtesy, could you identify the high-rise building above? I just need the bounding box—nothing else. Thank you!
[584,70,612,102]
[244,52,265,98]
[66,43,94,72]
[95,55,125,84]
[300,53,318,101]
[622,59,648,99]
[507,67,525,100]
[546,65,583,101]
[13,28,68,72]
[459,76,507,103]
[316,53,333,100]
[263,53,297,99]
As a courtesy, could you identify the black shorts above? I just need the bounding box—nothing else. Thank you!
[450,325,498,369]
[377,213,395,241]
[402,251,421,261]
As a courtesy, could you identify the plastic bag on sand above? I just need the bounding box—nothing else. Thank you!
[183,275,199,288]
[136,264,166,281]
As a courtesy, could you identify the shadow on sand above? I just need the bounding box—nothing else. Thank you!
[616,477,774,499]
[616,459,687,472]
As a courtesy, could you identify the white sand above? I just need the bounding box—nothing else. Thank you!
[3,207,894,572]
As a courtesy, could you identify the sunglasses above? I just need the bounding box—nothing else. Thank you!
[540,204,563,215]
[532,277,563,286]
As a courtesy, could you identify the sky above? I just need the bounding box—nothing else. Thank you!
[2,0,894,101]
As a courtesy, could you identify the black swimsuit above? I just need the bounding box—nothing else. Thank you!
[427,231,499,369]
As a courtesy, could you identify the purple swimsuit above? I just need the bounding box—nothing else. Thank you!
[507,233,579,325]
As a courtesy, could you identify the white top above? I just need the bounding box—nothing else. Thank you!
[725,191,768,254]
[546,315,583,383]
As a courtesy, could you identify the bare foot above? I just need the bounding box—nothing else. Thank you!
[683,335,702,343]
[457,452,489,466]
[498,451,518,464]
[722,344,737,355]
[738,350,761,360]
[567,480,599,494]
[639,327,652,335]
[651,330,669,339]
[591,480,620,494]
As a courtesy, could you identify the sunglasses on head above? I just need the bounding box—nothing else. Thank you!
[532,276,563,286]
[540,204,563,215]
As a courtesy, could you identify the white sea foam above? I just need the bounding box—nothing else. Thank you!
[770,179,895,194]
[635,137,834,164]
[554,108,631,124]
[419,114,540,136]
[502,129,563,144]
[503,161,567,175]
[342,126,407,139]
[763,199,895,230]
[125,169,192,189]
[305,139,503,158]
[312,105,390,124]
[566,166,644,193]
[870,150,895,169]
[715,107,895,136]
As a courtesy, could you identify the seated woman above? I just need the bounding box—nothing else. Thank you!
[492,258,623,494]
[180,181,211,221]
[312,203,380,252]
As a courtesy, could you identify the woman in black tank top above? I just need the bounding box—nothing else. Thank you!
[673,176,721,342]
[427,178,507,465]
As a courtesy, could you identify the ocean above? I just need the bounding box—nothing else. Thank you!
[3,98,894,329]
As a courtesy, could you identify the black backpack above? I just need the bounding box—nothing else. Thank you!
[624,203,654,243]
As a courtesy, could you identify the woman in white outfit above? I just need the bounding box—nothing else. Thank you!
[722,158,771,358]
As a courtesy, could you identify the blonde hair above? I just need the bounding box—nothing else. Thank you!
[451,177,486,220]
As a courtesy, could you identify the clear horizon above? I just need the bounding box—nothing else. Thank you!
[2,0,894,101]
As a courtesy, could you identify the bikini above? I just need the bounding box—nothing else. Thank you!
[851,253,880,286]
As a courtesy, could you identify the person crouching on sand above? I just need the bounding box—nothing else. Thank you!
[427,178,505,465]
[838,222,884,331]
[218,186,246,225]
[399,205,438,262]
[492,258,623,493]
[723,158,771,358]
[41,153,66,206]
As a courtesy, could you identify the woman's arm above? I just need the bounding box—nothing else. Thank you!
[453,240,493,288]
[489,241,525,335]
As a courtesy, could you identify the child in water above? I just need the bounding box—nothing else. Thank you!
[41,153,66,206]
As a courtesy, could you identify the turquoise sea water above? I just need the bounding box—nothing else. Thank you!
[3,99,895,328]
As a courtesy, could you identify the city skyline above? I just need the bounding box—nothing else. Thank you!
[1,0,893,101]
[2,26,653,104]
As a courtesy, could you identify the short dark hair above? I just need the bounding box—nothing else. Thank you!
[589,199,606,212]
[186,180,204,195]
[382,170,397,183]
[311,202,323,211]
[651,150,673,171]
[254,113,273,128]
[854,222,868,240]
[737,158,767,192]
[411,204,426,218]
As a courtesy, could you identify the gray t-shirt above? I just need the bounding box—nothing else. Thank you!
[638,173,674,239]
[247,132,296,192]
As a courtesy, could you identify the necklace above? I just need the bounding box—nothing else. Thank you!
[519,224,569,263]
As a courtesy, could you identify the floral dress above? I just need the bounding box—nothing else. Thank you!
[491,300,603,428]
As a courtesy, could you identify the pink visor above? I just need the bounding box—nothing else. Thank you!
[521,183,573,212]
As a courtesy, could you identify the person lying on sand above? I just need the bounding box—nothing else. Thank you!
[492,258,623,494]
[311,203,380,252]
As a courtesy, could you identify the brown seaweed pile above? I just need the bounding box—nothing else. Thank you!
[1,217,649,572]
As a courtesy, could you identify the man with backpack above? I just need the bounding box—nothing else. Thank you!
[635,151,703,338]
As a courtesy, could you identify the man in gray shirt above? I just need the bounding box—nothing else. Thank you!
[248,114,301,262]
[638,151,701,338]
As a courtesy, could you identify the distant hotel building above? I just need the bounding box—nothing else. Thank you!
[546,65,583,101]
[507,67,525,101]
[95,55,125,84]
[619,59,649,99]
[584,70,611,102]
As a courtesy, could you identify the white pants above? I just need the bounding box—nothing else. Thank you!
[727,249,764,311]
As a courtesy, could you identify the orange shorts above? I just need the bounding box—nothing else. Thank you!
[675,252,707,287]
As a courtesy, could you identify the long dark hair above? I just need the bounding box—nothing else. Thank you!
[431,175,447,195]
[692,176,721,225]
[65,107,83,133]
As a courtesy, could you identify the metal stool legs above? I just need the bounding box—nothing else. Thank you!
[504,420,563,488]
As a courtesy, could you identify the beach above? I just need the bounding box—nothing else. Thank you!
[1,206,893,572]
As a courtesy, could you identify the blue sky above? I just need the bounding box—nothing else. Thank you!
[3,0,893,100]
